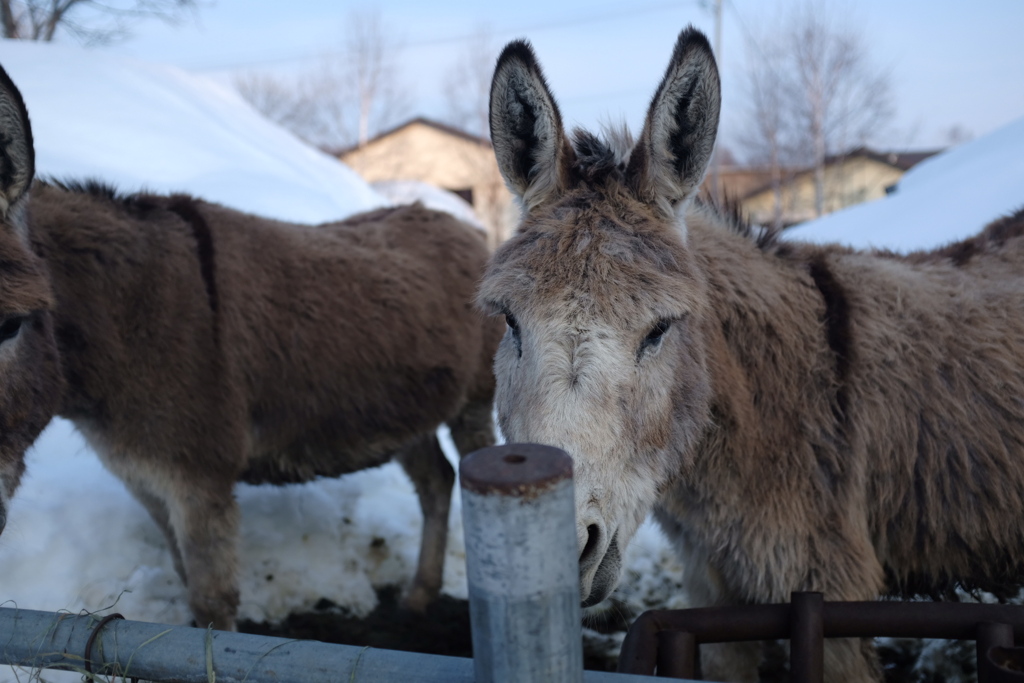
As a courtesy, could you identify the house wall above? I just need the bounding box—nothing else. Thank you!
[340,123,517,248]
[742,157,904,227]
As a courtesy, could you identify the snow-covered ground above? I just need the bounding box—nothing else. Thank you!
[790,114,1024,251]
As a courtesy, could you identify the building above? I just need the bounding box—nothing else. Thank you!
[735,148,939,228]
[337,118,517,249]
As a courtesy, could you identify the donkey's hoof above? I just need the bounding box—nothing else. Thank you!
[402,585,436,613]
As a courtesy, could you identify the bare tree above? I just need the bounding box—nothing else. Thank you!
[738,37,796,230]
[341,9,410,147]
[440,25,515,247]
[1,0,199,45]
[443,25,497,140]
[944,124,974,147]
[233,10,411,151]
[233,65,348,150]
[739,2,894,218]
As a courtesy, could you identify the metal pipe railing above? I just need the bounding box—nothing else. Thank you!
[618,592,1024,681]
[1,606,473,683]
[0,604,664,681]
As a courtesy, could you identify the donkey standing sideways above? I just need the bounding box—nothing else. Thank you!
[0,64,502,631]
[482,26,1024,681]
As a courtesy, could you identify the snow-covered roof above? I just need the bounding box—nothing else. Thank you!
[789,115,1024,252]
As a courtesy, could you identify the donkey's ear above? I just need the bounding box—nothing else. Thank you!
[627,27,720,222]
[0,64,33,220]
[489,40,573,212]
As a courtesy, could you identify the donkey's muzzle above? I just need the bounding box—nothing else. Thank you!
[581,538,621,607]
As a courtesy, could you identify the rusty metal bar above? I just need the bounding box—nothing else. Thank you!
[825,602,1024,641]
[790,592,824,683]
[619,594,1024,679]
[460,443,583,683]
[986,643,1024,683]
[978,622,1016,682]
[655,630,696,679]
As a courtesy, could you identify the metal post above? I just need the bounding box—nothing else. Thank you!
[790,592,824,683]
[978,621,1015,683]
[461,443,583,683]
[656,630,697,679]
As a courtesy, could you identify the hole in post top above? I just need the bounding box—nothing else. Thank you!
[460,444,573,493]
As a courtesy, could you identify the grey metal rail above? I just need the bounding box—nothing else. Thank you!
[0,606,660,682]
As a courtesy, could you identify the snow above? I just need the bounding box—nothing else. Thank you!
[371,180,486,230]
[790,114,1024,251]
[2,421,467,623]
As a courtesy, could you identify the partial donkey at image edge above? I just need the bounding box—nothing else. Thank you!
[0,63,503,631]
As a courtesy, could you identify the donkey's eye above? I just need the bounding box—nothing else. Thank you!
[0,315,25,343]
[505,312,520,337]
[503,310,523,358]
[639,318,672,356]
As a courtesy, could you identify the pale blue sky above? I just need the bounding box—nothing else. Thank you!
[98,0,1024,155]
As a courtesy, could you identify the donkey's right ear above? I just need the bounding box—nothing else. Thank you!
[489,40,573,212]
[0,64,34,219]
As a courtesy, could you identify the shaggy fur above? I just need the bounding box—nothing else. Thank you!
[0,67,502,631]
[483,26,1024,682]
[0,64,61,540]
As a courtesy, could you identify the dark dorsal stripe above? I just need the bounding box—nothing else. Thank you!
[47,180,220,336]
[166,195,219,335]
[807,254,852,422]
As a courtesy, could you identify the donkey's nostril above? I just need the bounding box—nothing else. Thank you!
[579,524,601,565]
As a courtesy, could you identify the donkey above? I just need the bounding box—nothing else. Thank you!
[482,26,1024,681]
[0,64,502,632]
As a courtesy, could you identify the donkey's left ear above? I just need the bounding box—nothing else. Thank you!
[0,64,33,220]
[489,40,574,212]
[627,27,720,220]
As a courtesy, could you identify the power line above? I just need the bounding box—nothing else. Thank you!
[190,1,701,72]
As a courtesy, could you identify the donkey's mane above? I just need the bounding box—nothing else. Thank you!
[41,177,219,319]
[899,206,1024,266]
[41,177,178,216]
[570,126,633,185]
[568,125,778,251]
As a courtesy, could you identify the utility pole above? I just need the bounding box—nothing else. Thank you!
[711,0,723,205]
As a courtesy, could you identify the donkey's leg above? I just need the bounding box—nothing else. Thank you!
[165,482,241,631]
[396,432,455,612]
[123,481,187,584]
[446,397,496,456]
[697,642,760,682]
[823,638,882,683]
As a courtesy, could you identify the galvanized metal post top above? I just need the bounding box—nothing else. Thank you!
[460,443,573,497]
